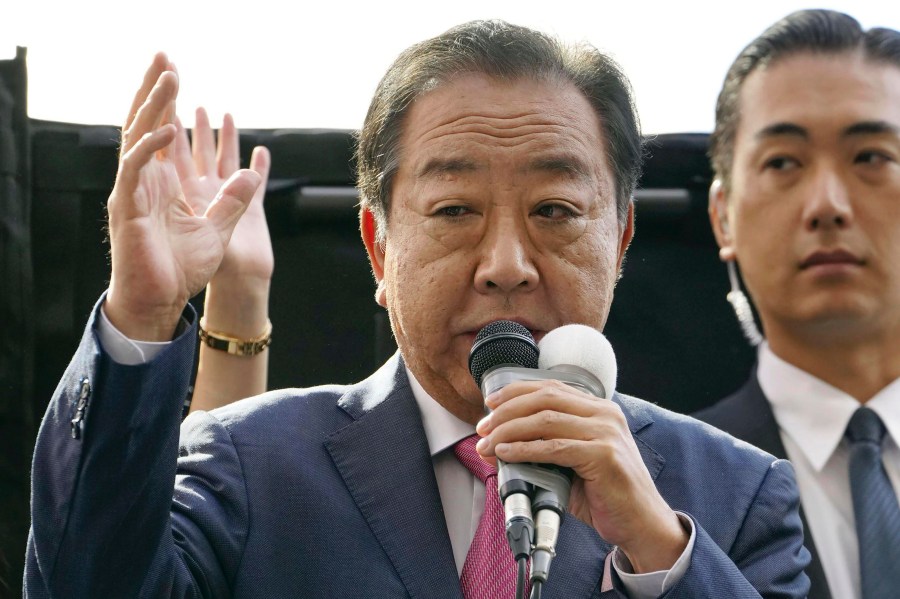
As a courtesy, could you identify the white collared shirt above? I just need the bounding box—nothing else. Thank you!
[758,342,900,599]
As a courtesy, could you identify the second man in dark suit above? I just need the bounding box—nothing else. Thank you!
[697,9,900,599]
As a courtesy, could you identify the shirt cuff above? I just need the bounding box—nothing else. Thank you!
[609,512,695,598]
[97,305,174,365]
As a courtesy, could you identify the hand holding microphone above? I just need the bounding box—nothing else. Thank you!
[469,321,617,590]
[472,320,689,587]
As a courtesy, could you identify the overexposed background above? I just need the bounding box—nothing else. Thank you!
[2,0,897,133]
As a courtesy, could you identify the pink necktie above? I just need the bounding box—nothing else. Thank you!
[454,434,526,599]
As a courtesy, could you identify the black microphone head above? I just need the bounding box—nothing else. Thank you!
[468,320,539,388]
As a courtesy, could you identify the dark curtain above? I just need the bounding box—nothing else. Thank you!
[0,46,33,599]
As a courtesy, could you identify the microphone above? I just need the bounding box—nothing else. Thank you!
[469,320,541,562]
[468,321,618,589]
[530,324,616,585]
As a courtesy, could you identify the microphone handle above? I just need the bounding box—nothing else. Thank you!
[481,365,607,584]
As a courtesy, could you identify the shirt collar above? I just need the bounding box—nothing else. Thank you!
[758,342,900,471]
[406,367,476,457]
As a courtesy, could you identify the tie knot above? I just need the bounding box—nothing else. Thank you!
[846,407,887,446]
[454,435,497,483]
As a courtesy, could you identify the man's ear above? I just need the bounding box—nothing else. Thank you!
[615,201,635,274]
[708,179,736,262]
[360,207,388,307]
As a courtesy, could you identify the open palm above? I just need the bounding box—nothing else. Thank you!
[105,54,261,340]
[174,108,272,286]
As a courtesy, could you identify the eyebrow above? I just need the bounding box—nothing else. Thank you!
[755,122,809,140]
[525,155,593,182]
[415,154,594,183]
[416,158,481,179]
[754,120,900,141]
[842,120,900,138]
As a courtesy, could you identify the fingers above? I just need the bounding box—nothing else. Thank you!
[248,145,271,203]
[172,116,196,184]
[123,53,170,135]
[193,107,216,177]
[122,70,179,157]
[113,124,178,206]
[204,169,262,233]
[216,113,240,178]
[486,380,601,420]
[475,380,626,463]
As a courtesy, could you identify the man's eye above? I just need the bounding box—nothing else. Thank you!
[436,206,470,217]
[764,156,799,171]
[855,150,894,166]
[535,204,575,219]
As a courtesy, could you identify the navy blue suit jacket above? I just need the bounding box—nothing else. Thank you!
[695,371,831,599]
[26,303,809,598]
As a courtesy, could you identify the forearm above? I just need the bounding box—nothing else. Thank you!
[191,275,271,412]
[28,299,197,597]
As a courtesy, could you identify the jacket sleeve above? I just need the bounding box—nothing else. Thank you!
[660,458,811,599]
[25,297,250,599]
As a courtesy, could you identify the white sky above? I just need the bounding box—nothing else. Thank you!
[3,0,898,134]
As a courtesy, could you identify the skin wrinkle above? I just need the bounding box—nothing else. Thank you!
[368,73,629,424]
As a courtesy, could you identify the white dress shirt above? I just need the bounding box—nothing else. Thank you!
[758,343,900,599]
[97,307,693,597]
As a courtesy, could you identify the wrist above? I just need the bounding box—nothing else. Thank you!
[203,275,271,338]
[103,289,186,342]
[619,510,689,574]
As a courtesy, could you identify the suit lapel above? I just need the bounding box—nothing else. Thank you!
[544,393,665,599]
[739,375,833,599]
[701,372,832,599]
[733,373,790,459]
[324,356,462,599]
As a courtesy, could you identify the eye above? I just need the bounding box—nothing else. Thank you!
[534,203,576,220]
[763,156,800,171]
[855,150,894,166]
[434,205,472,217]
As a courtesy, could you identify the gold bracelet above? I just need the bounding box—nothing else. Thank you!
[198,318,272,356]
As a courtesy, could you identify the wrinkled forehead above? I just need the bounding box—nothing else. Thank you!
[396,73,610,179]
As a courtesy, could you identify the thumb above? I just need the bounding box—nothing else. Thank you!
[204,168,262,233]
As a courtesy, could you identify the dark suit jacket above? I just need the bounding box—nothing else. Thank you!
[695,370,831,599]
[26,302,810,598]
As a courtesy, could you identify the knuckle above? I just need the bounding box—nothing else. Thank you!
[537,409,559,427]
[546,379,569,393]
[544,437,570,455]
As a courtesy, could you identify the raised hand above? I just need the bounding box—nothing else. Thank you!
[181,109,275,412]
[104,54,261,342]
[173,108,273,287]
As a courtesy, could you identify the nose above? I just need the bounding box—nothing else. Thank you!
[802,167,853,232]
[474,215,539,294]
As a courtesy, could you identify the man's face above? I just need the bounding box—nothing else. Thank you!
[363,73,632,423]
[713,51,900,346]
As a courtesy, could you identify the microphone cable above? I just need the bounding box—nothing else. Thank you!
[516,556,527,599]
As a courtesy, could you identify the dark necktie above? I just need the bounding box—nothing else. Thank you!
[846,407,900,599]
[454,434,522,599]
